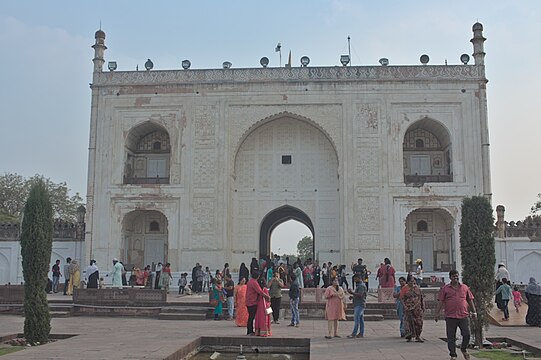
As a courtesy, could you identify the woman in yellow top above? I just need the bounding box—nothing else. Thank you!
[67,260,81,295]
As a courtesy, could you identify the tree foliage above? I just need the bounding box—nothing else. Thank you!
[0,172,83,223]
[20,180,53,343]
[531,193,541,215]
[460,196,495,347]
[296,236,314,261]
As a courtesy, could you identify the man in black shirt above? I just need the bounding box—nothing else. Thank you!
[51,259,61,293]
[225,274,235,320]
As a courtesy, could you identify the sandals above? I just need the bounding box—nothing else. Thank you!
[325,336,332,339]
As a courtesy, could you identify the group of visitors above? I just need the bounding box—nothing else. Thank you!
[50,257,88,294]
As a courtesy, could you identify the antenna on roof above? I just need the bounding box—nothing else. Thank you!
[99,20,102,30]
[348,36,351,66]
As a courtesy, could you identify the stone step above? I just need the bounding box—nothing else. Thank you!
[160,306,208,314]
[157,312,207,321]
[50,311,72,318]
[345,314,384,321]
[49,305,73,312]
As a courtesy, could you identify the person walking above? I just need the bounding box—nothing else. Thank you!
[288,274,301,327]
[63,257,72,295]
[347,274,367,338]
[234,278,248,327]
[109,258,124,287]
[400,274,424,342]
[324,277,346,339]
[224,273,235,320]
[435,270,477,360]
[393,276,407,337]
[494,278,512,321]
[51,259,61,293]
[525,277,541,326]
[495,263,510,310]
[269,271,285,324]
[246,270,270,335]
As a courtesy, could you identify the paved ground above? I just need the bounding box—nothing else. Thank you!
[1,311,540,360]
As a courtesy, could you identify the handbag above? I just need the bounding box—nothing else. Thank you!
[265,307,273,315]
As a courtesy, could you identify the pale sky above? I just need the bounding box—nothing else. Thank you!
[1,1,539,255]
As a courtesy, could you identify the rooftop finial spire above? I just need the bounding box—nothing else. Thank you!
[470,22,486,66]
[92,28,107,72]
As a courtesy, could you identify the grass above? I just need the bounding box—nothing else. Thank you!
[0,346,25,356]
[472,349,526,359]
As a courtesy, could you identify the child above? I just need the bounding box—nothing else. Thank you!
[512,286,522,312]
[99,277,105,289]
[178,273,187,295]
[185,281,193,295]
[495,278,512,320]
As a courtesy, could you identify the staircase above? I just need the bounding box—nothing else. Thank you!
[157,305,210,320]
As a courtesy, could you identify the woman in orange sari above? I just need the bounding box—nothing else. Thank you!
[254,278,272,337]
[234,277,248,327]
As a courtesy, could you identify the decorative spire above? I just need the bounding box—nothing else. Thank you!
[470,22,486,66]
[92,29,107,72]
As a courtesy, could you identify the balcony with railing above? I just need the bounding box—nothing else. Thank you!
[123,176,170,185]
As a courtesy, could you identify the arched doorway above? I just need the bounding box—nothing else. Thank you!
[122,210,168,269]
[405,208,455,272]
[231,114,340,263]
[260,206,314,258]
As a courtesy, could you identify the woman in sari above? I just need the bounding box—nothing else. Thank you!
[234,277,248,327]
[134,267,145,286]
[254,278,272,337]
[525,277,541,326]
[67,260,81,295]
[211,278,224,320]
[324,277,346,339]
[400,275,425,342]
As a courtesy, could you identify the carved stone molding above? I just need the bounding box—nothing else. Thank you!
[94,65,484,87]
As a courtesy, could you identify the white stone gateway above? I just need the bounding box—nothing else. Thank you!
[85,24,491,274]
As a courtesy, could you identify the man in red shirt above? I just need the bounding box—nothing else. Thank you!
[435,270,477,360]
[246,270,270,335]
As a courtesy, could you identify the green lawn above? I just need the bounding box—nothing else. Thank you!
[0,346,24,356]
[472,350,528,359]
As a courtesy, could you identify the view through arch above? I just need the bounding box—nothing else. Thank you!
[270,219,313,259]
[260,206,314,259]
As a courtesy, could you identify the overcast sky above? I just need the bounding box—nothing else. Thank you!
[1,1,539,255]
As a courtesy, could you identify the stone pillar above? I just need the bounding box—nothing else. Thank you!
[92,29,107,72]
[496,205,505,238]
[470,22,486,66]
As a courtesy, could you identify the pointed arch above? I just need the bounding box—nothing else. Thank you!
[260,205,314,258]
[124,121,171,184]
[403,117,453,184]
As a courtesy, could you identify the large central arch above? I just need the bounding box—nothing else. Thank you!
[260,205,314,258]
[231,114,340,264]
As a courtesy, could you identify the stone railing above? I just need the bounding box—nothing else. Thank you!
[0,285,24,304]
[0,220,84,241]
[123,176,170,185]
[73,288,167,306]
[377,287,441,303]
[404,174,453,184]
[504,221,541,240]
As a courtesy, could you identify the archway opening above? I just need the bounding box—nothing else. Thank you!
[122,210,168,270]
[260,206,314,261]
[270,219,313,261]
[405,208,455,272]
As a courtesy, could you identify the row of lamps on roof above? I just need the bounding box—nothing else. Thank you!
[106,54,471,72]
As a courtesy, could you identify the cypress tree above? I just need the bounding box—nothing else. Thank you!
[460,196,495,347]
[20,180,53,344]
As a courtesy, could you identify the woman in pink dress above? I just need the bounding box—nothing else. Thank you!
[254,278,272,337]
[380,258,396,288]
[324,277,346,338]
[234,278,248,327]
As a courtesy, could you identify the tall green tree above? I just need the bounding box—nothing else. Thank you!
[296,236,314,261]
[20,180,53,344]
[460,196,495,347]
[0,172,83,223]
